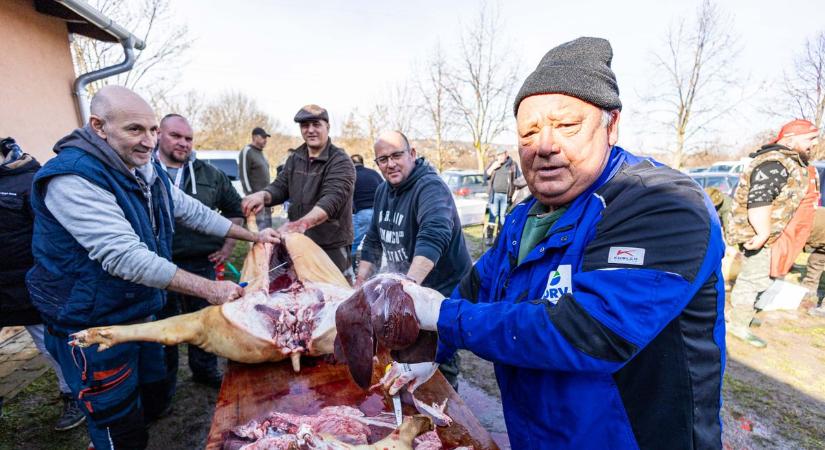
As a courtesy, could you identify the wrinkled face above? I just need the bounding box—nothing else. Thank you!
[300,120,330,150]
[91,104,159,170]
[516,94,619,207]
[158,117,193,165]
[374,140,416,186]
[252,134,268,149]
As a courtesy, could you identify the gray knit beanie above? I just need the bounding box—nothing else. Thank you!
[514,37,621,116]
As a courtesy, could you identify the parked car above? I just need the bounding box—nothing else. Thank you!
[709,159,749,174]
[440,170,488,198]
[197,150,244,196]
[686,167,709,173]
[690,171,740,196]
[812,161,825,205]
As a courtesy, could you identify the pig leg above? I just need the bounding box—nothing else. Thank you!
[70,308,208,351]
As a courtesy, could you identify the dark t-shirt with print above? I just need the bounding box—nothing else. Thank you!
[747,161,788,208]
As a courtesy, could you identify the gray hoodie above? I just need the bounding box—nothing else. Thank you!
[44,126,232,288]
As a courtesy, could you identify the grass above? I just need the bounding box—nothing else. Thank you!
[0,370,85,450]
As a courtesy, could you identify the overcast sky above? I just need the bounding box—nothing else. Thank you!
[168,0,824,156]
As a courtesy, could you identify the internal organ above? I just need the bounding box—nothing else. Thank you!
[335,275,437,389]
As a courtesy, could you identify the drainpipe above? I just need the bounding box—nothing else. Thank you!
[55,0,146,124]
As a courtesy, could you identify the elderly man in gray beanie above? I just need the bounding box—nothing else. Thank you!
[370,37,726,449]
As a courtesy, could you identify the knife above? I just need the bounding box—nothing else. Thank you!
[385,364,403,426]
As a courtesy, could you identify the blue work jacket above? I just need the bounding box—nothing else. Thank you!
[437,146,726,449]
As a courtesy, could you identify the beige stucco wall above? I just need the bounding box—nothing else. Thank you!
[0,0,81,163]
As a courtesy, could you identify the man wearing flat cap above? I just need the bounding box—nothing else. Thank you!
[243,105,355,273]
[372,37,726,449]
[726,119,820,348]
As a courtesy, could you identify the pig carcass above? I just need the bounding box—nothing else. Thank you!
[70,233,353,371]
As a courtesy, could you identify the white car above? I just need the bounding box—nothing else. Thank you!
[196,150,244,197]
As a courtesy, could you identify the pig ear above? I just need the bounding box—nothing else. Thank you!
[335,289,375,389]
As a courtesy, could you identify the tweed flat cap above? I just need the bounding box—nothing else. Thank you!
[514,37,622,115]
[294,104,329,123]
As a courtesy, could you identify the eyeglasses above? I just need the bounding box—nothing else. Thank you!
[374,150,408,166]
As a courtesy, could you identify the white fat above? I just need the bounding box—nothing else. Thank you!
[221,282,354,345]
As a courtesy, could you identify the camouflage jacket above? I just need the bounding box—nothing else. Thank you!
[725,146,809,246]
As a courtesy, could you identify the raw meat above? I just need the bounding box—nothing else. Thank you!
[224,407,437,450]
[70,234,354,371]
[335,275,438,389]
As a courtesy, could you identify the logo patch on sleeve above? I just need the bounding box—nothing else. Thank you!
[541,264,572,304]
[608,247,645,265]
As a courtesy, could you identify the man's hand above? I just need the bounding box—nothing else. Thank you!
[206,280,244,305]
[257,228,281,244]
[743,233,770,251]
[398,279,444,331]
[277,220,308,234]
[241,191,268,216]
[380,361,439,395]
[208,246,233,265]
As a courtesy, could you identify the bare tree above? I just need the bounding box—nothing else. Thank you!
[385,81,419,136]
[780,31,825,158]
[338,111,372,158]
[151,90,204,125]
[416,44,453,171]
[645,0,743,169]
[361,104,390,162]
[70,0,192,99]
[196,92,280,151]
[445,4,519,172]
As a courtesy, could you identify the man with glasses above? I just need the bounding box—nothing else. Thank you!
[242,105,355,273]
[355,130,471,388]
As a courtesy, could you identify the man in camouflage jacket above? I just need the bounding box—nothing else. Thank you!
[726,119,820,348]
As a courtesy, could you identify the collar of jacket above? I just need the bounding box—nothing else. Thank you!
[750,144,809,167]
[295,139,334,162]
[505,146,628,262]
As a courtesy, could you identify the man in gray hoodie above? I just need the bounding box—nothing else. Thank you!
[26,86,278,450]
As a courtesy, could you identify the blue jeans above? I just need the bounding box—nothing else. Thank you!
[488,192,509,226]
[352,208,374,259]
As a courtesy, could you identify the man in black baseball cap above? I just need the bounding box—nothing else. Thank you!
[252,127,271,138]
[243,104,355,274]
[238,126,272,228]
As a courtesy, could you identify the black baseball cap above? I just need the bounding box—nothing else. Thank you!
[252,127,271,138]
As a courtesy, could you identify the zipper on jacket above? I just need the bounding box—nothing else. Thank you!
[501,224,574,293]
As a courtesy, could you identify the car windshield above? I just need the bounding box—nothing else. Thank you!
[441,174,461,187]
[203,159,239,180]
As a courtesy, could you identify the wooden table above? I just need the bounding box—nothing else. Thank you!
[206,356,499,449]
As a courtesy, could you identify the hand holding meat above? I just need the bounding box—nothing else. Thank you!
[380,361,439,396]
[278,220,308,234]
[398,281,444,331]
[241,190,267,215]
[256,228,281,243]
[206,280,245,305]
